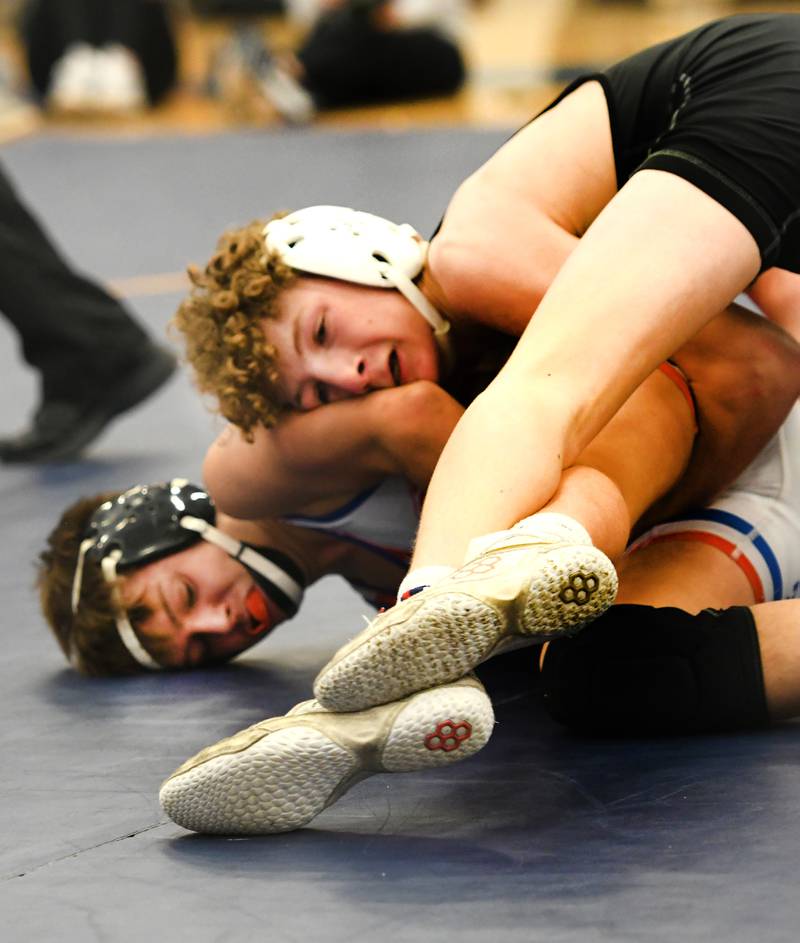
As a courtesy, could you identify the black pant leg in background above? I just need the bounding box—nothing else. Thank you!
[104,0,178,104]
[20,0,178,104]
[297,10,466,108]
[0,164,151,402]
[19,0,98,99]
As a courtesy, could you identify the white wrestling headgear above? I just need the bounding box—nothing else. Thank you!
[263,205,451,359]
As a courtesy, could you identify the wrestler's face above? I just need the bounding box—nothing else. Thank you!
[264,276,440,410]
[118,542,289,668]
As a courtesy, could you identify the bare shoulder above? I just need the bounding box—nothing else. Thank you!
[202,424,277,519]
[429,80,616,334]
[470,80,615,231]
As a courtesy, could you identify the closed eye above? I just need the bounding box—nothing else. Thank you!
[183,581,196,609]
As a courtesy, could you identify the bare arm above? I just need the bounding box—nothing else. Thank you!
[204,381,464,520]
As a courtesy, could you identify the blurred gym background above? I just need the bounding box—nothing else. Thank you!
[2,0,798,142]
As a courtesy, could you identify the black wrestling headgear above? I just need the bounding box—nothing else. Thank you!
[71,479,305,670]
[84,479,216,571]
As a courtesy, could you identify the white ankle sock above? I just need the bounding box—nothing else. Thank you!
[465,512,593,562]
[396,565,455,602]
[512,512,592,544]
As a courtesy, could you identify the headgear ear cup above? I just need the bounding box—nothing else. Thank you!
[263,206,451,359]
[264,206,429,287]
[82,479,216,573]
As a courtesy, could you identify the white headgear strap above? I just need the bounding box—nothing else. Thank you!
[179,516,305,610]
[71,538,162,670]
[101,551,163,671]
[71,537,93,615]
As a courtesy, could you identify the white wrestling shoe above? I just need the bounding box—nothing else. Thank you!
[159,675,493,835]
[47,44,98,113]
[314,514,618,713]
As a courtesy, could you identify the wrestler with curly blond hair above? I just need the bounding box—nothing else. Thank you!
[174,216,296,435]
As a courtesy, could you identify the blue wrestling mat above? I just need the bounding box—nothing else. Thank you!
[1,127,798,942]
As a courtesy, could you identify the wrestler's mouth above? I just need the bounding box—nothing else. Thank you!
[389,348,401,386]
[244,585,269,636]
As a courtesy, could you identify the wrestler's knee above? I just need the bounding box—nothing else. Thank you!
[540,604,770,734]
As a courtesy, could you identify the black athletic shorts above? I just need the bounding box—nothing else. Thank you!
[544,14,800,273]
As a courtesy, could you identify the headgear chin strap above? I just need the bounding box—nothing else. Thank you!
[101,552,162,670]
[70,480,305,671]
[263,206,452,364]
[179,516,303,616]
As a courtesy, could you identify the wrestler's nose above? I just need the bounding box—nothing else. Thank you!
[185,603,233,635]
[322,352,372,397]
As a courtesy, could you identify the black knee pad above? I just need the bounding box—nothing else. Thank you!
[541,604,769,735]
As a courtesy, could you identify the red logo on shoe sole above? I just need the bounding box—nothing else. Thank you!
[424,720,473,752]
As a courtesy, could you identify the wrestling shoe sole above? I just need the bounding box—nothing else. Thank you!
[159,678,493,835]
[315,542,617,713]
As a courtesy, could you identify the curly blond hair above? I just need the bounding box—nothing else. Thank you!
[38,493,173,676]
[172,216,297,436]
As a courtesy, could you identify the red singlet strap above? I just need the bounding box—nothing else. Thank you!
[658,361,697,430]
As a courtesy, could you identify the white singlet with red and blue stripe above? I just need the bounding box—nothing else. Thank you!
[281,476,421,609]
[282,476,420,557]
[629,401,800,603]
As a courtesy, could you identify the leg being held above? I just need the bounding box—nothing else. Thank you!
[314,366,693,713]
[314,510,616,712]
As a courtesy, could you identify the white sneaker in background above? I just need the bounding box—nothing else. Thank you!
[284,0,323,27]
[47,43,98,113]
[235,26,316,124]
[256,59,316,125]
[94,45,147,113]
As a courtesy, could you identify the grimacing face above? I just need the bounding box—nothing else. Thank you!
[118,541,290,668]
[264,275,441,410]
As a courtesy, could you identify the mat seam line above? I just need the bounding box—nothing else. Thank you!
[2,820,171,882]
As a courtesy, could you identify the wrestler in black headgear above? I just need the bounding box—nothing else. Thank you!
[71,479,304,669]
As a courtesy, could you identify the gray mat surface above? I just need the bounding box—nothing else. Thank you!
[1,128,799,943]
